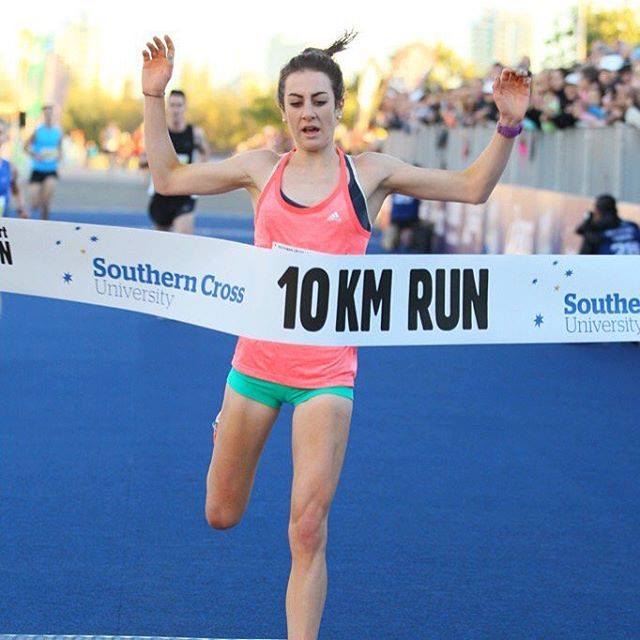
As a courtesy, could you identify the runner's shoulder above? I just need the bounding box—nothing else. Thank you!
[351,151,401,190]
[352,151,400,175]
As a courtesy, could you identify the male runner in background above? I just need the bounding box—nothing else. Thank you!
[140,89,210,233]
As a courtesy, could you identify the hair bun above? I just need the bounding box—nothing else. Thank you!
[302,29,358,58]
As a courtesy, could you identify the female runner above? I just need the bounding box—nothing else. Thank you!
[142,32,531,639]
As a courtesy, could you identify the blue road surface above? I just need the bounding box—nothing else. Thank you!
[1,212,639,639]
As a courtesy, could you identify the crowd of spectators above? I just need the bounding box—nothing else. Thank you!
[55,123,146,170]
[377,40,640,132]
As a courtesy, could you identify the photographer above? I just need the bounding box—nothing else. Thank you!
[576,194,640,254]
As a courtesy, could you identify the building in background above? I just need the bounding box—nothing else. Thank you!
[56,15,101,91]
[17,30,68,124]
[470,9,534,74]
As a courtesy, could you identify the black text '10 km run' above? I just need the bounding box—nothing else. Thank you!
[277,267,489,333]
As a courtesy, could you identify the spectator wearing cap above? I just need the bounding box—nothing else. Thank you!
[551,69,579,129]
[588,41,610,68]
[576,194,640,255]
[563,72,581,99]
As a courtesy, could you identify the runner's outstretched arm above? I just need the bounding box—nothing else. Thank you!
[142,35,271,197]
[361,68,532,205]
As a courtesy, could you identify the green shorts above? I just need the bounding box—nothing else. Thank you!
[226,367,353,409]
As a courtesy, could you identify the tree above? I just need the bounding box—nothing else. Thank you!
[240,94,282,131]
[62,81,142,143]
[543,6,581,68]
[0,62,16,106]
[586,5,640,48]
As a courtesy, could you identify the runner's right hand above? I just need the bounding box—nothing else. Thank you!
[141,35,175,95]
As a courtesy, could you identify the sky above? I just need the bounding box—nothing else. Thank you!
[0,0,628,91]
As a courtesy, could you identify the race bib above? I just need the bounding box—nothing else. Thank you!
[272,242,325,255]
[40,149,58,161]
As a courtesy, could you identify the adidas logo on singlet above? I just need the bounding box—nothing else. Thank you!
[326,211,342,222]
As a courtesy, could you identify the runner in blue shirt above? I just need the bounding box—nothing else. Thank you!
[24,105,63,220]
[0,118,28,219]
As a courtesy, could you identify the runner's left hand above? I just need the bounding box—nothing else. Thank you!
[493,68,532,126]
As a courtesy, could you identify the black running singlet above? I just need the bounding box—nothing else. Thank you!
[169,125,196,166]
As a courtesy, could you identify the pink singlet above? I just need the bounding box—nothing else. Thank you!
[231,147,371,388]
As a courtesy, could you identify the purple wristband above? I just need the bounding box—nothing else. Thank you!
[497,122,523,138]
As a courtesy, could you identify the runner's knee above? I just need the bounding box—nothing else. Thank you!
[205,503,242,530]
[289,499,329,556]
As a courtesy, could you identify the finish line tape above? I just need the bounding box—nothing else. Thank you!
[1,219,639,346]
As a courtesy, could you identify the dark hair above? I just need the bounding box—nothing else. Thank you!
[277,30,357,109]
[581,65,599,83]
[595,194,618,217]
[169,89,186,101]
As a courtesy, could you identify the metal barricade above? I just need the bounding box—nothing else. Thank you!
[383,124,640,203]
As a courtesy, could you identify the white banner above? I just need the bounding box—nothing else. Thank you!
[1,218,640,346]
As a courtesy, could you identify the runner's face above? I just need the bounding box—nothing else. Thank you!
[168,96,186,124]
[43,107,53,125]
[282,71,342,151]
[0,123,7,146]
